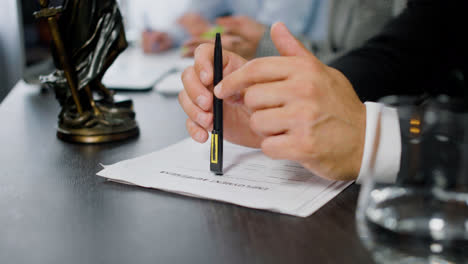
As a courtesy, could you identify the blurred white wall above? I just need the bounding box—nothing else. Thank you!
[0,0,23,102]
[118,0,190,41]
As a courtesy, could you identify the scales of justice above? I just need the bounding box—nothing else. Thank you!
[34,0,139,143]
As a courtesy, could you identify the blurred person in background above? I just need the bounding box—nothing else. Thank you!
[255,0,407,63]
[143,0,406,64]
[142,0,328,59]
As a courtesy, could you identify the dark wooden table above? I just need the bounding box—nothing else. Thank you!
[0,81,375,264]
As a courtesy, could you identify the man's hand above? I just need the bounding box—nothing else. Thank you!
[141,31,173,53]
[182,16,266,59]
[179,42,264,148]
[180,22,366,181]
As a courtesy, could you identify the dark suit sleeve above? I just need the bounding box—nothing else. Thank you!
[329,0,468,102]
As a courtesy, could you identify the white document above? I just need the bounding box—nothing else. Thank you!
[97,138,352,217]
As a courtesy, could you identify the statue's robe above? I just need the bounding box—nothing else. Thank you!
[41,0,127,104]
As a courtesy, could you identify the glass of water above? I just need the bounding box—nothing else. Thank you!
[357,95,468,263]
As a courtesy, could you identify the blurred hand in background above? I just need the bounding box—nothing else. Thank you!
[141,31,173,53]
[177,12,211,37]
[142,13,211,54]
[182,16,266,59]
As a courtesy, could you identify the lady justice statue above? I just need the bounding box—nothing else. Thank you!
[34,0,139,143]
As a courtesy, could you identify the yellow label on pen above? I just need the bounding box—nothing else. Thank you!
[211,134,218,164]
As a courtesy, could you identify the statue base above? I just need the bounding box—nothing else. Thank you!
[56,97,139,144]
[57,126,139,144]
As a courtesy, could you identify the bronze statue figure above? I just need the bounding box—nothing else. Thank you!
[35,0,139,143]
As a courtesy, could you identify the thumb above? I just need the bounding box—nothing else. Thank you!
[271,22,312,58]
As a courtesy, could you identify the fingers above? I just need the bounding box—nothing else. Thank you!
[182,45,196,58]
[261,134,302,161]
[216,16,240,27]
[184,38,213,47]
[141,31,155,53]
[181,66,213,111]
[153,32,168,40]
[243,81,290,112]
[157,34,173,52]
[270,22,311,58]
[250,107,291,137]
[193,43,247,87]
[213,57,292,99]
[142,31,172,53]
[186,118,209,143]
[182,35,240,56]
[192,43,219,85]
[270,22,323,71]
[182,38,213,57]
[178,12,203,25]
[221,35,242,50]
[216,17,243,35]
[178,90,213,130]
[177,13,211,37]
[180,65,215,144]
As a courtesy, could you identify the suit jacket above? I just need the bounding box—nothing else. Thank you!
[330,0,468,101]
[316,0,406,63]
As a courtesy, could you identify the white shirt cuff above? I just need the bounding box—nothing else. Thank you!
[357,102,402,184]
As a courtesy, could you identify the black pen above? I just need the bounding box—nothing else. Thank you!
[210,33,223,175]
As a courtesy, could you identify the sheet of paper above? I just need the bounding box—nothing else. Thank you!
[97,138,352,217]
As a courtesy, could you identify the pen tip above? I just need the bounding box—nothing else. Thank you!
[215,33,221,44]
